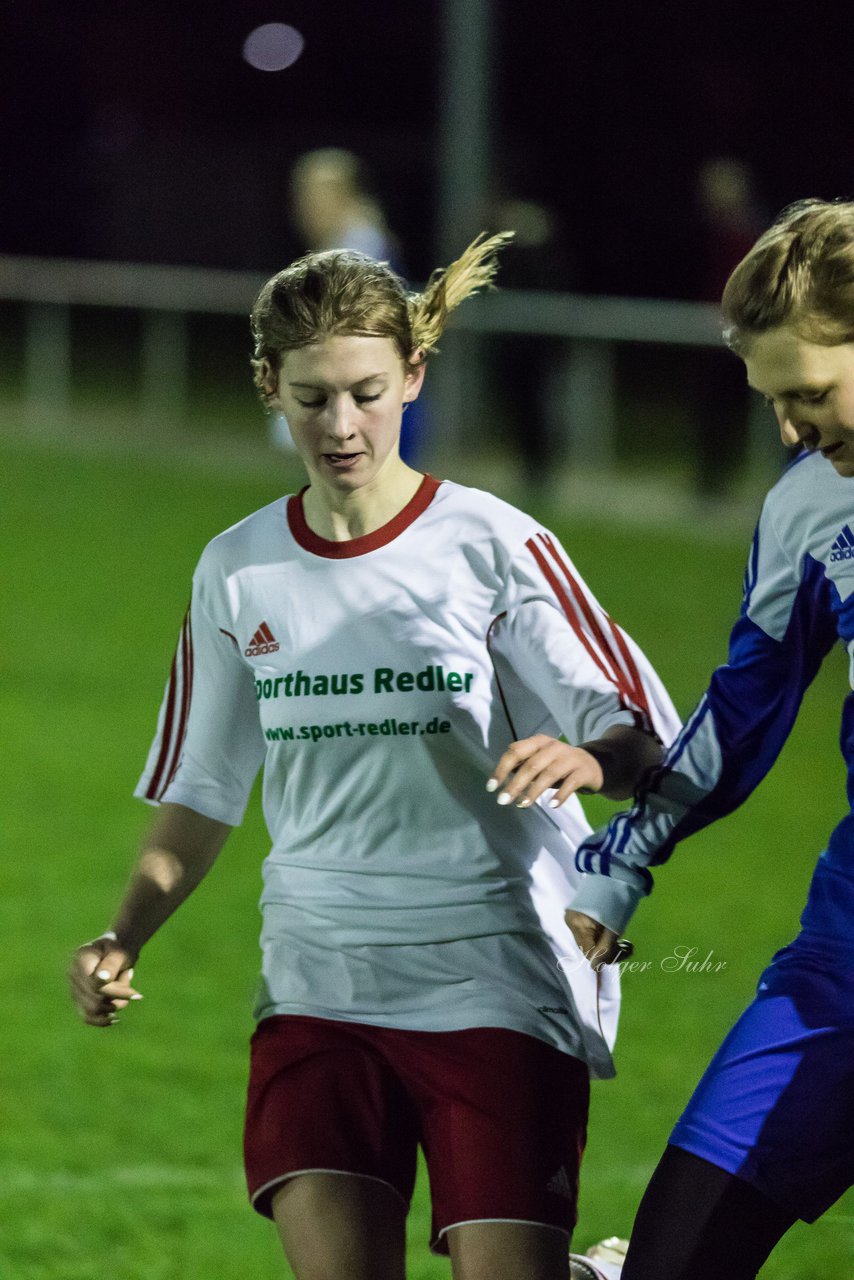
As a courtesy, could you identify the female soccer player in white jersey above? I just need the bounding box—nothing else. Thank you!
[68,234,679,1280]
[566,199,854,1280]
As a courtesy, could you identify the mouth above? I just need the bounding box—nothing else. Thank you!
[821,442,844,460]
[321,452,364,470]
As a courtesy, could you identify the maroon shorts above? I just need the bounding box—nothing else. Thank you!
[244,1014,589,1253]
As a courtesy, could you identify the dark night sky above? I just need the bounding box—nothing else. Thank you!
[3,1,854,296]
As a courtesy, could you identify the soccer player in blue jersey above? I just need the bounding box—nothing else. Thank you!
[560,198,854,1279]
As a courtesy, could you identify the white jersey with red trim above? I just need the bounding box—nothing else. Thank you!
[136,476,679,1076]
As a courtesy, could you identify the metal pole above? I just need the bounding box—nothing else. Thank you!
[431,0,494,463]
[747,392,788,484]
[25,303,71,427]
[140,311,189,427]
[437,0,493,258]
[562,340,618,473]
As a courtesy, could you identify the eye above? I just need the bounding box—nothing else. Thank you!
[799,390,828,405]
[294,397,325,409]
[354,393,382,405]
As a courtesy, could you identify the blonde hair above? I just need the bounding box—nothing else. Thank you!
[722,198,854,352]
[250,231,514,403]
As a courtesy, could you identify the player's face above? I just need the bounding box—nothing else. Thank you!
[744,327,854,477]
[275,335,425,492]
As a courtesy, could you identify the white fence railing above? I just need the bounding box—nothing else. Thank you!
[0,254,771,476]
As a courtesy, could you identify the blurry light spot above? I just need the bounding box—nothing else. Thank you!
[242,23,305,72]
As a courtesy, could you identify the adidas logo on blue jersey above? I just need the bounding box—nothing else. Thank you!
[830,524,854,562]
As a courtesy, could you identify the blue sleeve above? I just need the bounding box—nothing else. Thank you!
[570,510,839,933]
[646,550,837,851]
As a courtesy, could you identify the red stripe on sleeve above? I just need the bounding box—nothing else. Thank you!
[606,614,652,723]
[525,536,632,703]
[536,534,652,725]
[538,534,627,691]
[163,611,194,793]
[144,648,179,800]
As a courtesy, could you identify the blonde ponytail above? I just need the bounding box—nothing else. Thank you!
[249,231,514,391]
[409,231,515,355]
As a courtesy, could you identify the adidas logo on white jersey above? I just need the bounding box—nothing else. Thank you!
[830,524,854,562]
[245,621,280,657]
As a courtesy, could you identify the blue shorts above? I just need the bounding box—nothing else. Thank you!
[670,938,854,1222]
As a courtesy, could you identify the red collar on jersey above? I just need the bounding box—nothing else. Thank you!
[287,473,442,559]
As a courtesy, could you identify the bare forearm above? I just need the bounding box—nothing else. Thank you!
[109,803,231,954]
[69,803,231,1027]
[110,846,215,954]
[580,724,664,800]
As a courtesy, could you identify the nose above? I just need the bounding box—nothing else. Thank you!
[777,405,818,451]
[325,396,356,441]
[778,414,803,448]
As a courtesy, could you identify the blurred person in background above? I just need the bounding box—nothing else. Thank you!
[485,195,575,498]
[688,156,765,503]
[289,147,402,263]
[273,147,427,464]
[68,232,679,1280]
[566,198,854,1280]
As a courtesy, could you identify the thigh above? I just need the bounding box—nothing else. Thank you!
[244,1014,419,1219]
[396,1026,589,1255]
[272,1171,406,1280]
[670,951,854,1221]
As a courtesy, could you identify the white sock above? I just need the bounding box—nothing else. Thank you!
[569,1256,623,1280]
[592,1261,622,1280]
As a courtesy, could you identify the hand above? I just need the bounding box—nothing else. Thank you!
[564,910,632,970]
[487,734,605,810]
[68,935,142,1027]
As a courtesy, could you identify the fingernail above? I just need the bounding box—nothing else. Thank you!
[497,792,512,806]
[516,798,531,809]
[485,778,498,793]
[548,797,561,809]
[96,969,111,981]
[130,994,143,1001]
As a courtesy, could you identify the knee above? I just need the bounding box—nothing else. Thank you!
[447,1220,570,1280]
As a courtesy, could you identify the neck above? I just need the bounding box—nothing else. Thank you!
[302,455,424,541]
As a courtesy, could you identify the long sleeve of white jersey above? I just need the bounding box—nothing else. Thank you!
[572,485,840,934]
[488,527,681,756]
[134,580,266,826]
[484,526,681,1075]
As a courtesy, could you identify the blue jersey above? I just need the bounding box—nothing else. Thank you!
[572,450,854,948]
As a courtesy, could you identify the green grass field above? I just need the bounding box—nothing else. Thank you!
[2,427,852,1278]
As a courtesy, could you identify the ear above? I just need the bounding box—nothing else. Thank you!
[403,351,427,404]
[256,357,280,408]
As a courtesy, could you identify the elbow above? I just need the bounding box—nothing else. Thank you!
[139,849,186,893]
